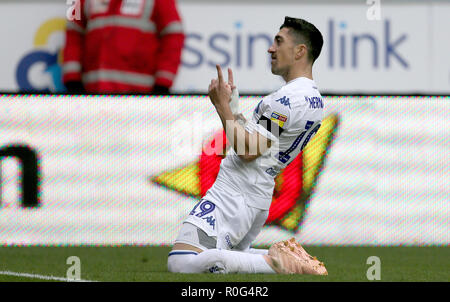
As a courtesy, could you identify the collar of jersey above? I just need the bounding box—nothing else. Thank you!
[286,76,315,85]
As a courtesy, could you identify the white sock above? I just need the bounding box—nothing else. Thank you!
[246,248,269,255]
[195,249,275,274]
[246,252,274,274]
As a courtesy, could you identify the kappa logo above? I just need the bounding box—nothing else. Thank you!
[275,96,291,109]
[203,216,216,230]
[151,114,339,232]
[209,265,221,273]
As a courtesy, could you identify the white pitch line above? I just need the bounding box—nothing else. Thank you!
[0,270,97,282]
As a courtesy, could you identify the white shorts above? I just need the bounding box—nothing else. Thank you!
[179,185,269,252]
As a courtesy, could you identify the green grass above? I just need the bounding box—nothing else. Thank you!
[0,246,448,282]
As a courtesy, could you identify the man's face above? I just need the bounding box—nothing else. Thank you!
[268,27,296,76]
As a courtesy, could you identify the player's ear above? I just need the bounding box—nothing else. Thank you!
[295,44,307,60]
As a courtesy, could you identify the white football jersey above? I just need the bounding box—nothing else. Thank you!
[208,77,324,211]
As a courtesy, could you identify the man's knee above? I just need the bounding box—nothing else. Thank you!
[168,255,189,273]
[167,251,202,273]
[167,249,225,274]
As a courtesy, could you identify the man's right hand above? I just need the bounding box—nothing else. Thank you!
[208,65,233,109]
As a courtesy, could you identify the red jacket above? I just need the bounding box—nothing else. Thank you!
[63,0,184,93]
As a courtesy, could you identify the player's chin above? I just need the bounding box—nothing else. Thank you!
[271,65,281,75]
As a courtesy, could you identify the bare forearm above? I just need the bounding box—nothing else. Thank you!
[234,113,247,125]
[208,65,269,160]
[214,104,249,155]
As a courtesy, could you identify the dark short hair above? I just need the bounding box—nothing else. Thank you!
[280,16,323,63]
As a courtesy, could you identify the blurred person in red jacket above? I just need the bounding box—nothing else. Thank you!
[63,0,184,94]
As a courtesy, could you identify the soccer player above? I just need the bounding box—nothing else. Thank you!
[167,17,327,274]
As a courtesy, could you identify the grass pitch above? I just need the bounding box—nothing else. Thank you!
[0,246,448,282]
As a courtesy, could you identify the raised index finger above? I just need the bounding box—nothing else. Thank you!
[216,64,224,83]
[228,68,234,87]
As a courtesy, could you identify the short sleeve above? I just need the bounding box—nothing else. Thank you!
[245,93,293,142]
